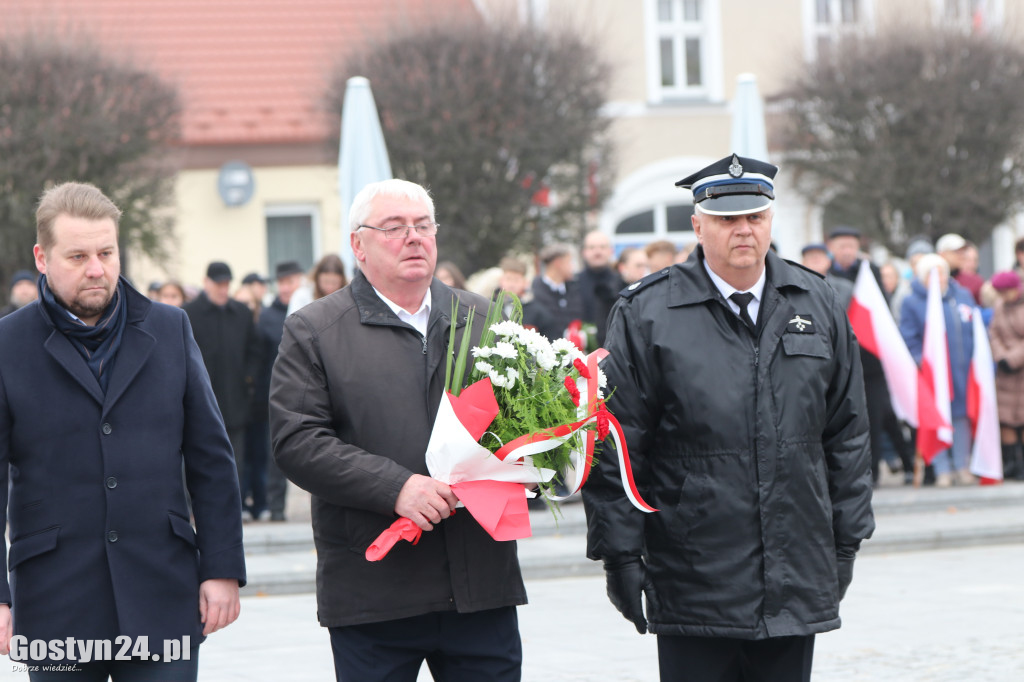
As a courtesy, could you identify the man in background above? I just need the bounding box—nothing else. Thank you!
[254,261,307,522]
[576,231,621,346]
[184,262,262,487]
[0,270,38,318]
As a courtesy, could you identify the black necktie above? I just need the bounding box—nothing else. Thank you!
[730,292,755,331]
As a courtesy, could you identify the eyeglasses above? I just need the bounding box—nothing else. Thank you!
[357,222,439,239]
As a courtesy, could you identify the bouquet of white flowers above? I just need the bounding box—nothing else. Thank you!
[365,293,655,561]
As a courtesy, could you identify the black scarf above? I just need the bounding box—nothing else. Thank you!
[38,274,128,394]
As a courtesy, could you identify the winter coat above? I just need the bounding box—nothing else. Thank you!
[530,276,585,341]
[183,293,262,430]
[577,265,624,346]
[583,249,874,639]
[0,285,245,654]
[269,271,527,627]
[990,296,1024,427]
[898,279,975,418]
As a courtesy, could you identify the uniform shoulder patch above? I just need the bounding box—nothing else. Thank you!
[619,268,671,299]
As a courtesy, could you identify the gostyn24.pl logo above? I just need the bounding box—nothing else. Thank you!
[9,635,191,663]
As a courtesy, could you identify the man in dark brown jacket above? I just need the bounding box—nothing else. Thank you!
[269,179,526,682]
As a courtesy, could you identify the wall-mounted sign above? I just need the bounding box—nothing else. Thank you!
[217,161,255,207]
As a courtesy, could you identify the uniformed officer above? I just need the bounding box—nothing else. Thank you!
[583,154,874,682]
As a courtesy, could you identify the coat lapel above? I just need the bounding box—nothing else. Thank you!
[102,325,156,416]
[43,330,105,406]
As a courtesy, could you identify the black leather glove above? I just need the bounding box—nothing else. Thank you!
[604,558,654,634]
[836,547,856,601]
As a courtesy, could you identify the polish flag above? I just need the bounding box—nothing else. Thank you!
[967,308,1002,483]
[917,268,954,463]
[848,260,918,425]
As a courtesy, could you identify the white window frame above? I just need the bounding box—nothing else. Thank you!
[801,0,875,62]
[644,0,724,104]
[264,203,322,274]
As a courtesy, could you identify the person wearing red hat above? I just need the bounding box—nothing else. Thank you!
[989,270,1024,479]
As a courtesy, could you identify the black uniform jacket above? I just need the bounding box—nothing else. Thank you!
[584,248,874,639]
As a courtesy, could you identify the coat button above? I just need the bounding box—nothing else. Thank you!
[106,477,117,489]
[107,530,119,543]
[101,423,112,435]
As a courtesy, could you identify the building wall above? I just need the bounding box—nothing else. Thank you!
[130,165,341,290]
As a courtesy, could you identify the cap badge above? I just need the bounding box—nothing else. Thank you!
[787,315,813,333]
[728,154,744,178]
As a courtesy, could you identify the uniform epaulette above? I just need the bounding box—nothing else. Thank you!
[619,268,671,299]
[785,259,826,280]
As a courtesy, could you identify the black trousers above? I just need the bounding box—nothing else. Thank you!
[657,634,814,682]
[329,607,521,682]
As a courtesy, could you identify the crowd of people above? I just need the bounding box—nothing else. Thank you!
[0,164,1021,681]
[429,225,1024,491]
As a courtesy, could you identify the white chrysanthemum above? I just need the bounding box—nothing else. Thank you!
[505,367,519,385]
[551,338,577,355]
[535,348,557,371]
[598,368,608,388]
[490,321,521,338]
[493,341,517,359]
[475,361,494,374]
[489,370,507,388]
[472,346,493,358]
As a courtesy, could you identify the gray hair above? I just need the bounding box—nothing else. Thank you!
[914,253,950,285]
[348,179,435,231]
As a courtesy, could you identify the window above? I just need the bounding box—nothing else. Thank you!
[265,204,319,278]
[804,0,873,61]
[650,0,712,98]
[936,0,1003,31]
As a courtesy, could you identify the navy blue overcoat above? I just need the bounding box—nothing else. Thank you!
[0,281,245,653]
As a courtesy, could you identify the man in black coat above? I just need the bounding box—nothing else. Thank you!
[184,262,262,483]
[0,182,245,677]
[270,179,525,681]
[576,230,623,346]
[583,155,873,682]
[530,242,585,342]
[253,260,307,521]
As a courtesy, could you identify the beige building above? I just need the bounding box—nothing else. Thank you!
[479,0,1023,268]
[5,0,1022,286]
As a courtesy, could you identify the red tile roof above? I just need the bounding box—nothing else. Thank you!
[1,0,480,146]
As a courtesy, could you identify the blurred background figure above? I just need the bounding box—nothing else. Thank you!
[147,280,162,300]
[0,269,38,318]
[616,247,648,286]
[234,272,267,322]
[936,233,984,305]
[531,242,583,341]
[880,262,901,299]
[801,242,853,308]
[644,240,676,273]
[989,270,1024,481]
[675,242,697,264]
[435,260,466,289]
[891,239,934,323]
[899,254,976,487]
[184,261,263,495]
[157,280,187,307]
[576,230,620,346]
[1015,238,1024,280]
[288,254,349,315]
[256,261,308,521]
[311,254,348,299]
[497,255,553,335]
